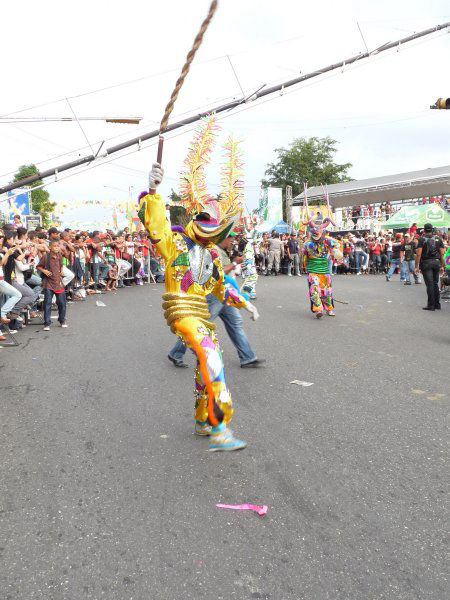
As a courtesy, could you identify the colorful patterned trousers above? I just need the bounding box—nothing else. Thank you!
[307,273,334,314]
[173,316,233,426]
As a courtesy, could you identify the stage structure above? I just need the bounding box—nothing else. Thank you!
[293,165,450,209]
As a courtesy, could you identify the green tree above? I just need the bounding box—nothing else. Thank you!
[13,164,56,226]
[169,205,191,227]
[168,189,189,227]
[262,137,352,217]
[169,188,182,203]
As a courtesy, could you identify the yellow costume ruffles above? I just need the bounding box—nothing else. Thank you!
[139,192,247,427]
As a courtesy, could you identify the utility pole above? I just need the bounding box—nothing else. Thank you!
[1,20,449,197]
[285,185,293,229]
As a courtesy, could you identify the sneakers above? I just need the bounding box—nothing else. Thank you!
[209,424,247,452]
[195,421,212,436]
[60,322,68,328]
[385,275,390,281]
[327,310,336,316]
[404,281,412,286]
[315,312,323,319]
[43,325,50,331]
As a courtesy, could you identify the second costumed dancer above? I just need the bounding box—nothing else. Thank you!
[139,115,259,451]
[302,185,342,318]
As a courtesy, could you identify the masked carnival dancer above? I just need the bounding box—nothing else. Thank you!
[139,115,259,451]
[238,235,258,300]
[302,185,342,319]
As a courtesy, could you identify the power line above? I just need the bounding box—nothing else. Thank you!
[1,20,448,197]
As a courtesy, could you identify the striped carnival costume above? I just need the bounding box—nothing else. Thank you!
[303,239,339,317]
[139,116,258,451]
[302,184,342,319]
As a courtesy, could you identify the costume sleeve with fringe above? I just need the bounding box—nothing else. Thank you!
[138,193,175,261]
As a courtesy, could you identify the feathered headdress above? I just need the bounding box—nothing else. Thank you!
[179,113,217,214]
[220,134,244,220]
[179,114,244,242]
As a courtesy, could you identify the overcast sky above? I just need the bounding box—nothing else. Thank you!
[1,0,449,219]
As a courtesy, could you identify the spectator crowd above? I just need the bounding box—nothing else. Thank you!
[251,229,447,279]
[0,219,165,341]
[1,214,448,342]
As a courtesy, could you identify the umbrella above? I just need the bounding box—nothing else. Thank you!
[381,204,450,229]
[272,220,290,233]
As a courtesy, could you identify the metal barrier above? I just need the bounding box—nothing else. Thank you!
[78,253,159,291]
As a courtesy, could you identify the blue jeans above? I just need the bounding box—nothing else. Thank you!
[93,261,110,284]
[0,280,22,316]
[372,255,381,271]
[288,254,300,275]
[43,289,67,326]
[401,259,417,283]
[355,250,368,272]
[386,257,401,279]
[169,294,256,365]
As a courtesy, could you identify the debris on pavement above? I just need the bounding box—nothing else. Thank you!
[216,503,268,516]
[290,380,314,387]
[96,300,106,307]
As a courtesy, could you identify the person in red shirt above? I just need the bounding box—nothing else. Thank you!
[369,237,383,272]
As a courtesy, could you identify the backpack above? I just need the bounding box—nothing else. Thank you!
[422,235,437,259]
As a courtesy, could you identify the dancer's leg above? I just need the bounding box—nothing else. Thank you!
[173,316,246,451]
[307,274,323,315]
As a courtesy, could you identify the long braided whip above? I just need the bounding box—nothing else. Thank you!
[159,0,218,133]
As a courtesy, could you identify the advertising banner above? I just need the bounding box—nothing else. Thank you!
[258,187,283,228]
[266,187,282,224]
[26,215,42,229]
[8,189,30,221]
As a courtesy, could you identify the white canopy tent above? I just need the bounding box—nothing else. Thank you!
[293,165,450,208]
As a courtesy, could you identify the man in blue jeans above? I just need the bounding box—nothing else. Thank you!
[386,234,404,281]
[400,233,419,285]
[168,234,265,369]
[168,293,263,367]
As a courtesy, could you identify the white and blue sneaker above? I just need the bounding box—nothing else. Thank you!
[209,423,247,452]
[194,420,212,436]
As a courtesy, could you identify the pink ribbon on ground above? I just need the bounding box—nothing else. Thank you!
[216,503,268,515]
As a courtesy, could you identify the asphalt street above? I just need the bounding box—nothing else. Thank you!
[1,274,448,600]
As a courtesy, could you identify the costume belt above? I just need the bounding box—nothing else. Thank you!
[162,292,215,333]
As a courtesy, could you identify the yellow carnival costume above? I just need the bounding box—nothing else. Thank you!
[139,116,253,451]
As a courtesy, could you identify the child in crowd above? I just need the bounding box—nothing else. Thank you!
[105,263,119,291]
[37,240,68,330]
